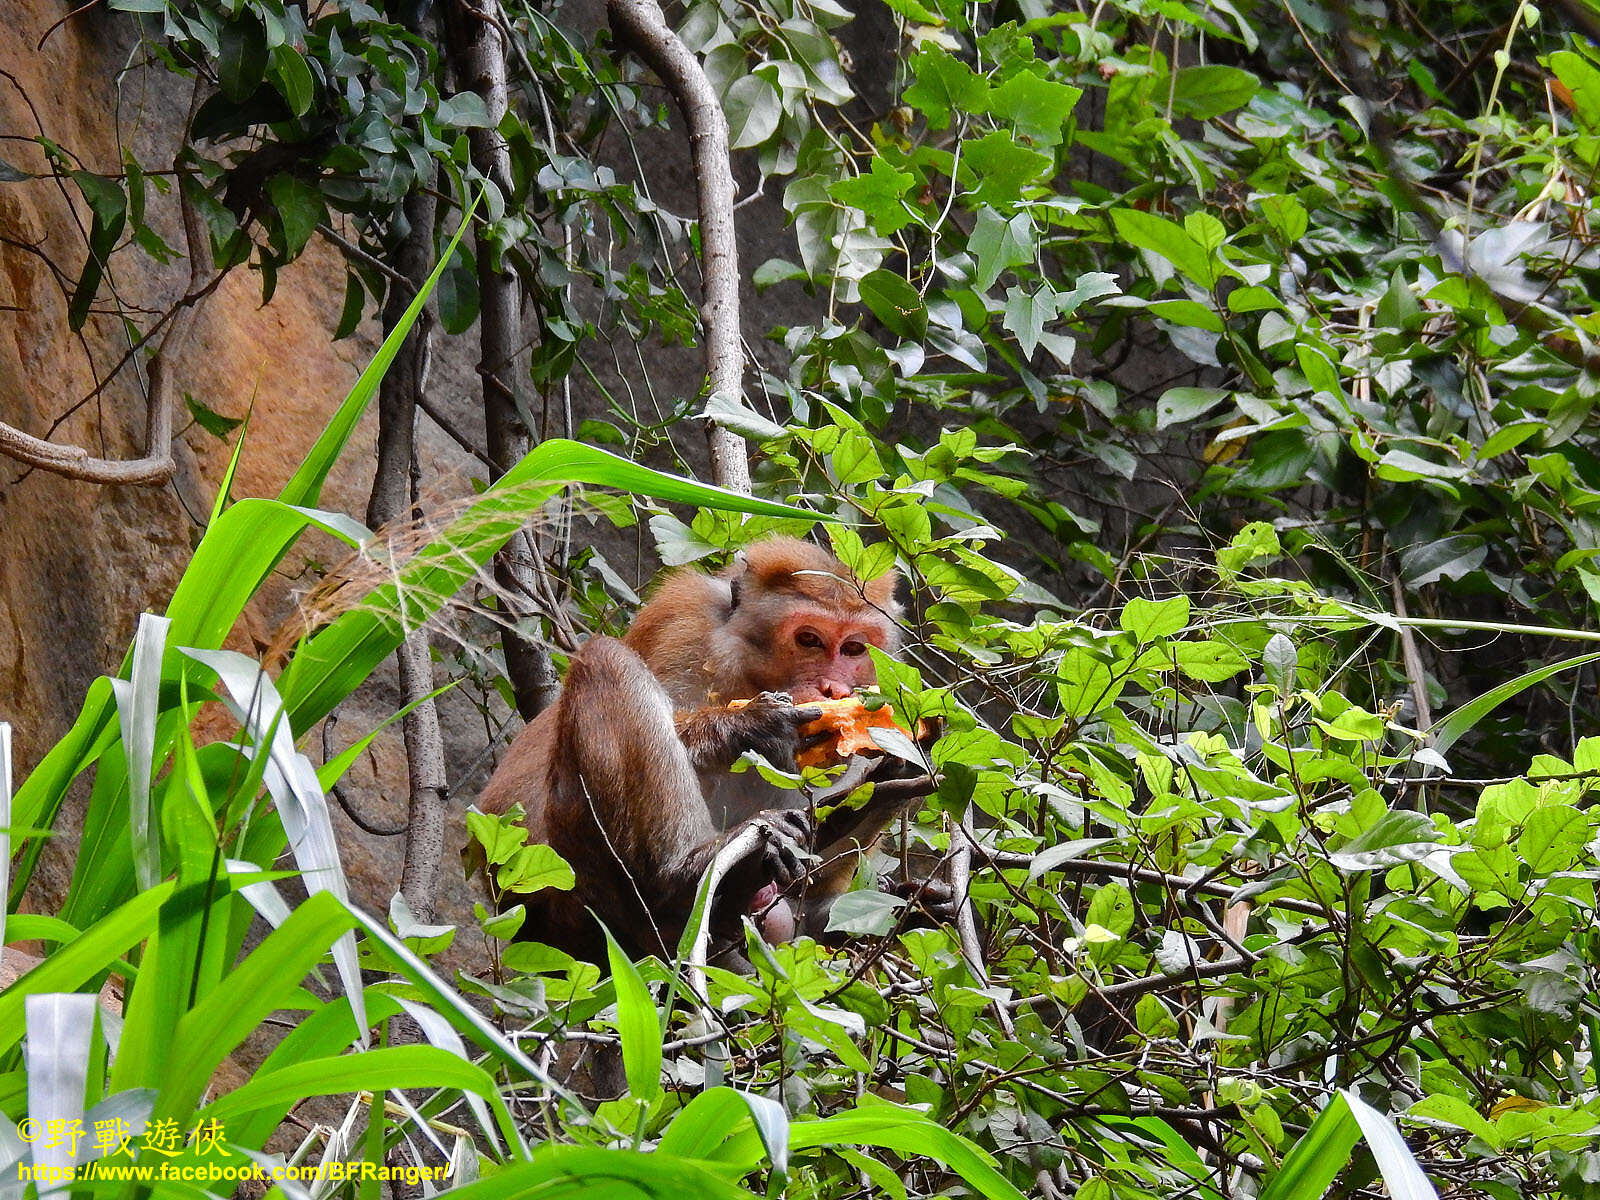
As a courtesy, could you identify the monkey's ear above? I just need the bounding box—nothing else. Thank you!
[863,568,900,610]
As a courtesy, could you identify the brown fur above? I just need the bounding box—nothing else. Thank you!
[479,537,903,962]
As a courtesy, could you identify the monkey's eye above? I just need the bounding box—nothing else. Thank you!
[795,629,825,650]
[840,640,867,657]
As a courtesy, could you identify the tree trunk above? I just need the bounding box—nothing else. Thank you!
[446,0,560,721]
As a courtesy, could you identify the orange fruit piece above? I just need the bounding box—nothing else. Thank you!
[726,695,913,769]
[798,697,913,767]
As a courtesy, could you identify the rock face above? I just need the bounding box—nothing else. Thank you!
[0,7,398,917]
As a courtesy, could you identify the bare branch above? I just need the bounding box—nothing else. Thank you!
[0,188,212,485]
[608,0,751,493]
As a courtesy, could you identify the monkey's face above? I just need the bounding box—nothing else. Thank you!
[768,608,892,702]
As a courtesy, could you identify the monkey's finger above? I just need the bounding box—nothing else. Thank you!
[798,729,835,752]
[772,809,813,843]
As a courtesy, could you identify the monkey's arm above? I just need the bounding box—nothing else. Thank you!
[674,693,823,772]
[812,769,939,861]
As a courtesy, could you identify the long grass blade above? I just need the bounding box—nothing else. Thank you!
[110,613,171,891]
[0,882,173,1056]
[395,998,503,1154]
[1257,1092,1362,1200]
[24,993,98,1189]
[279,194,479,509]
[162,891,358,1121]
[182,649,368,1045]
[1340,1090,1439,1200]
[276,439,825,731]
[1428,651,1600,757]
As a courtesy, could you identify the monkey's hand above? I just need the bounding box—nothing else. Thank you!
[681,693,824,772]
[717,808,813,923]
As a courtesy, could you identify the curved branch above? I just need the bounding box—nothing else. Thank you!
[0,182,212,486]
[608,0,751,493]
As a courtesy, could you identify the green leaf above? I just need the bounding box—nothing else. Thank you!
[216,12,269,103]
[829,157,916,235]
[184,394,243,439]
[435,91,495,128]
[725,75,781,149]
[1400,535,1486,585]
[497,843,576,893]
[858,268,927,339]
[0,881,174,1054]
[1551,50,1600,129]
[1003,282,1057,359]
[280,193,477,508]
[970,205,1034,291]
[334,271,364,340]
[790,1106,1028,1200]
[1171,639,1249,682]
[265,172,322,257]
[268,44,314,117]
[204,1045,514,1144]
[903,47,987,129]
[1429,653,1600,756]
[1477,420,1542,459]
[1258,1094,1362,1200]
[67,172,127,330]
[660,1087,790,1174]
[426,1147,754,1200]
[1120,595,1190,642]
[1263,633,1297,691]
[1409,1094,1500,1149]
[1257,194,1308,244]
[1519,804,1589,873]
[603,925,664,1101]
[1111,208,1213,286]
[1169,65,1259,117]
[1155,386,1228,429]
[824,889,907,936]
[983,70,1081,145]
[160,891,358,1119]
[1328,809,1440,871]
[961,130,1052,205]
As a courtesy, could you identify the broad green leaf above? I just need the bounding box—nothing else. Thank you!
[970,206,1035,291]
[1519,805,1589,873]
[1111,208,1214,286]
[903,46,987,129]
[603,925,664,1102]
[859,268,927,339]
[1551,50,1600,129]
[1170,65,1259,117]
[983,70,1081,145]
[1155,386,1228,430]
[1120,595,1190,642]
[830,157,916,235]
[725,75,781,149]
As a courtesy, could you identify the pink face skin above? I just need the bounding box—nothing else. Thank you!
[773,610,887,702]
